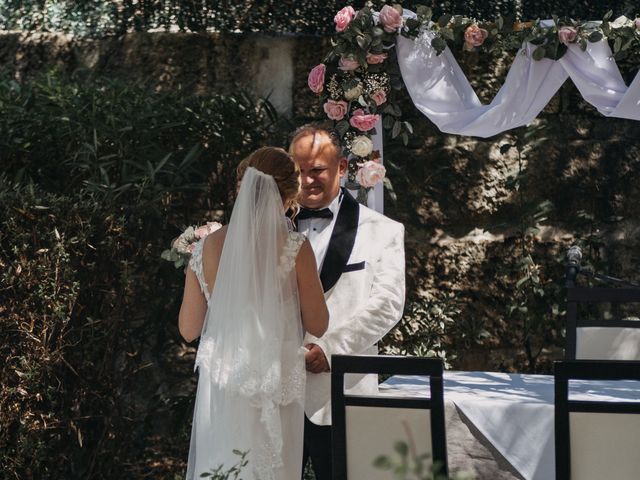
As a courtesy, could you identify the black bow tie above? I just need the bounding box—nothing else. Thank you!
[297,207,334,221]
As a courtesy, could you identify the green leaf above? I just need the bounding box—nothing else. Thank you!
[394,441,409,456]
[440,28,454,41]
[603,10,613,21]
[373,455,392,469]
[382,115,394,129]
[437,13,452,28]
[416,6,432,20]
[532,46,546,61]
[392,120,402,139]
[403,121,413,134]
[499,143,513,154]
[431,36,448,55]
[588,31,603,42]
[613,36,622,53]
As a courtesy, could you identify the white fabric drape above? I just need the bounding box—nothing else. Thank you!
[395,19,640,138]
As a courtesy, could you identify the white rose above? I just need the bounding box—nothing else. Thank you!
[350,135,373,157]
[344,84,363,101]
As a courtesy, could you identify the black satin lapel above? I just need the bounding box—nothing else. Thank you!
[320,190,360,292]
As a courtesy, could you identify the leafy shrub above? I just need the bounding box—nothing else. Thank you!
[0,1,632,36]
[0,72,285,479]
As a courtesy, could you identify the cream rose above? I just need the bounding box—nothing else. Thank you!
[356,160,386,188]
[350,135,373,157]
[343,83,363,101]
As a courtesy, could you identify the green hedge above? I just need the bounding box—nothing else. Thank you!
[0,1,633,36]
[0,73,284,479]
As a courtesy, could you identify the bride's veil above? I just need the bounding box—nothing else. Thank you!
[187,166,305,479]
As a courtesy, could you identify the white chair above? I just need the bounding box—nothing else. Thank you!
[565,287,640,360]
[331,355,447,480]
[555,360,640,480]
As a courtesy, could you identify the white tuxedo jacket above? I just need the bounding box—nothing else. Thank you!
[303,190,405,425]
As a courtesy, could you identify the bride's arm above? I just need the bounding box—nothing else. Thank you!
[178,269,207,342]
[296,239,329,338]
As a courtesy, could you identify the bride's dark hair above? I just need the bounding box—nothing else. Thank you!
[236,147,301,214]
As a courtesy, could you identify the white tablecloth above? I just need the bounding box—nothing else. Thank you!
[381,371,640,480]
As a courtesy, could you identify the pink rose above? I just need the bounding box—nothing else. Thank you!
[379,5,403,33]
[349,109,380,132]
[186,243,197,254]
[356,160,386,188]
[366,52,388,64]
[338,56,360,71]
[558,26,578,45]
[635,18,640,29]
[334,6,356,32]
[323,99,349,121]
[194,221,222,239]
[464,24,489,49]
[370,89,387,106]
[307,64,326,94]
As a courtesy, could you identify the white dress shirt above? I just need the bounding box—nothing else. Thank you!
[297,192,343,271]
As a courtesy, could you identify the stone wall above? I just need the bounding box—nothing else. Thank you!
[2,31,639,371]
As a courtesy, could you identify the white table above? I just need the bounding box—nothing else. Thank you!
[380,371,640,480]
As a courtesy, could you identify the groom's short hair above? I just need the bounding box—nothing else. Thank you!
[289,124,344,161]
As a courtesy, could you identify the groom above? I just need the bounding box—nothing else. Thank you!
[290,125,406,479]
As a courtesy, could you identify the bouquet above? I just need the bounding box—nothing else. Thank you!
[161,222,222,269]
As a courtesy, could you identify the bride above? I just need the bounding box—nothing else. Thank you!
[178,146,329,480]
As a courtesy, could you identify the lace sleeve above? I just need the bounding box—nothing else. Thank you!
[188,238,210,302]
[279,232,306,274]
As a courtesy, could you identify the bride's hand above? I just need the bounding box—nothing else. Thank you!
[304,343,330,373]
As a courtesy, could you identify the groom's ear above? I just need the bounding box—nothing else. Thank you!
[338,156,348,177]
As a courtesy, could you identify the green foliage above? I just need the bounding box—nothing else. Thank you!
[0,72,283,479]
[199,450,248,479]
[373,434,474,480]
[0,72,278,213]
[1,1,631,36]
[382,292,461,368]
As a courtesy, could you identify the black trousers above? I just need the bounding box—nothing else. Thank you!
[302,415,333,480]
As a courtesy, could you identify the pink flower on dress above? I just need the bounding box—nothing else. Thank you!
[370,89,387,106]
[349,109,380,132]
[356,160,386,188]
[338,56,360,71]
[186,243,197,254]
[379,5,403,33]
[307,64,326,94]
[464,24,489,49]
[334,6,356,32]
[323,99,349,121]
[558,26,578,45]
[366,52,388,64]
[634,18,640,29]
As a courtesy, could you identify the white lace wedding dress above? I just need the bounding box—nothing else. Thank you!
[185,167,307,480]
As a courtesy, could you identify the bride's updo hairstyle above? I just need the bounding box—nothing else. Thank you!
[236,146,301,212]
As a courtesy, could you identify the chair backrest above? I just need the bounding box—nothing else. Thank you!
[331,355,447,480]
[554,360,640,480]
[565,287,640,360]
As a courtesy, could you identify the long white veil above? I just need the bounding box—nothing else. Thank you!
[187,167,305,480]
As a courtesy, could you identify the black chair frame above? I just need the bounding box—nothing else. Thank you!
[565,286,640,359]
[331,354,448,480]
[554,360,640,480]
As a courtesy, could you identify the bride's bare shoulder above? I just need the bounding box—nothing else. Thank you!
[203,225,227,255]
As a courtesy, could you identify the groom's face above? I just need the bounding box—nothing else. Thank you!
[290,132,347,209]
